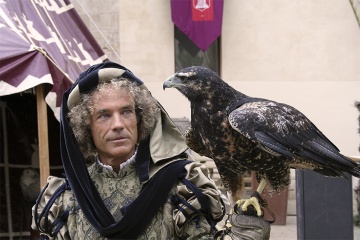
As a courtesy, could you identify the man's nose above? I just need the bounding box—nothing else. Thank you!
[112,114,124,130]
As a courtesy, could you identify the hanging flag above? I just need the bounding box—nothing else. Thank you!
[171,0,224,51]
[0,0,107,120]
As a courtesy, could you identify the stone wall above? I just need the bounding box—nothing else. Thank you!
[71,0,120,61]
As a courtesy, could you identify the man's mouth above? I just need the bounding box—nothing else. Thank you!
[109,136,127,142]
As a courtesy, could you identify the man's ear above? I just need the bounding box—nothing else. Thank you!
[135,105,142,123]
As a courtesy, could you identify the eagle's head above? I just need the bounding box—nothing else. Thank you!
[163,66,224,102]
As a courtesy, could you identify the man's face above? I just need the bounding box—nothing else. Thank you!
[90,88,138,169]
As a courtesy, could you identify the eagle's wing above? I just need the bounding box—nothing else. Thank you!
[228,100,357,176]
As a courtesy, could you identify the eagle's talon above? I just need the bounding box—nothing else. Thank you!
[235,197,263,217]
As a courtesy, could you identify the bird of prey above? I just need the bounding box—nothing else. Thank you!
[163,66,360,216]
[20,168,40,203]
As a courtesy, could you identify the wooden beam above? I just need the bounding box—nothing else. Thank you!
[36,84,50,188]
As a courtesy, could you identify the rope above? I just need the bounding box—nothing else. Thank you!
[350,0,360,28]
[34,46,74,83]
[72,0,122,62]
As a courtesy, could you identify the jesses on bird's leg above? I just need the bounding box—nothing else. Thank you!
[235,178,268,217]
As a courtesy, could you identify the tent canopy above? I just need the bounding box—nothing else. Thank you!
[0,0,107,120]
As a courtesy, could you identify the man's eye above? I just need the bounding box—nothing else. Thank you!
[122,109,136,119]
[123,109,132,115]
[98,113,110,119]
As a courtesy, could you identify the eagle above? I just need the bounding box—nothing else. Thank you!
[163,66,360,216]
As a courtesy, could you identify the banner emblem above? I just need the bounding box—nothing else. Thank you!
[192,0,213,21]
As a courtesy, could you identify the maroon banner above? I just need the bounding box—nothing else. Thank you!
[171,0,224,51]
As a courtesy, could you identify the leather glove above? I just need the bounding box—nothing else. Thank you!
[214,213,271,240]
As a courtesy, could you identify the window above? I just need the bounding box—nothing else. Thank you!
[0,94,63,239]
[174,26,220,74]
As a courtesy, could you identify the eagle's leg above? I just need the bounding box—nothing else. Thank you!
[235,178,268,217]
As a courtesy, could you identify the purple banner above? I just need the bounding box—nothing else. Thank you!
[171,0,224,51]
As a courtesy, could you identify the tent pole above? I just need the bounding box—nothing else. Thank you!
[36,84,50,188]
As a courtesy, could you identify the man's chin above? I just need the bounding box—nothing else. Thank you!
[111,147,136,158]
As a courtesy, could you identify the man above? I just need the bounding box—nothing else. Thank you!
[32,62,225,239]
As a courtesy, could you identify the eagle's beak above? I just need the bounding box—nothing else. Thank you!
[163,74,178,90]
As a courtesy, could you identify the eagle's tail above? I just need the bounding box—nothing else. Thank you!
[349,164,360,178]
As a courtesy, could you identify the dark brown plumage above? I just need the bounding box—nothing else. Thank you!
[163,66,360,202]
